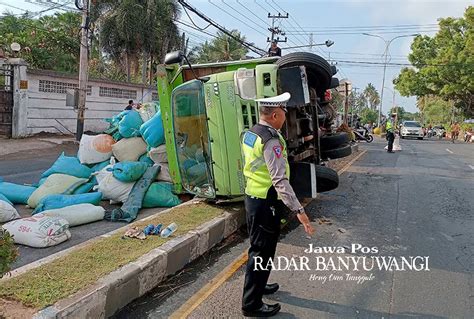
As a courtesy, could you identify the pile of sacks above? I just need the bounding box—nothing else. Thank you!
[0,102,181,248]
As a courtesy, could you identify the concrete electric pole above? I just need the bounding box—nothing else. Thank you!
[75,0,90,141]
[267,13,288,45]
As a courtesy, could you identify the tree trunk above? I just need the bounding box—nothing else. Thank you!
[126,52,131,83]
[142,51,148,84]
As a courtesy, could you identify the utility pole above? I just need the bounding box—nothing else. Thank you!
[75,0,90,141]
[344,82,350,125]
[267,13,288,45]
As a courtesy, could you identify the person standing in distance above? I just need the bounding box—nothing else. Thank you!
[386,113,397,153]
[241,92,315,317]
[124,100,134,110]
[268,40,282,57]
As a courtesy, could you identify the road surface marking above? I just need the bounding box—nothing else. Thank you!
[338,149,367,175]
[170,149,367,318]
[446,148,453,154]
[469,165,474,170]
[169,252,248,319]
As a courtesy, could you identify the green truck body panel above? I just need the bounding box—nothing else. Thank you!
[156,57,280,198]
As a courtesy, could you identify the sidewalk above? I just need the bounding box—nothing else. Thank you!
[0,135,76,157]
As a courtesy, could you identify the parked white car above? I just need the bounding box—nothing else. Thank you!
[400,121,424,140]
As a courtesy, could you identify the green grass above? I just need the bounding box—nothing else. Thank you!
[0,203,225,309]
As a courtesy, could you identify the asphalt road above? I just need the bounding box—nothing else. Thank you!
[117,137,474,318]
[0,143,165,269]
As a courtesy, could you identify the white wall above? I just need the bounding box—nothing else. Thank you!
[25,69,158,135]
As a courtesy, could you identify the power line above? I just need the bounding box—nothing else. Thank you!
[177,0,266,55]
[284,23,439,30]
[285,30,438,36]
[220,0,270,35]
[207,0,267,37]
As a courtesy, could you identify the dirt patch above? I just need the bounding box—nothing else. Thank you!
[0,298,36,319]
[0,203,225,310]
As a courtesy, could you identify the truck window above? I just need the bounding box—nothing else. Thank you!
[171,80,215,198]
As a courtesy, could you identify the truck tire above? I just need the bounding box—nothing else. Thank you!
[321,143,352,160]
[320,132,350,150]
[316,165,339,193]
[276,52,332,94]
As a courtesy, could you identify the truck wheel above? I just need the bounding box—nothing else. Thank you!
[320,132,350,150]
[321,143,352,160]
[276,52,332,95]
[316,165,339,193]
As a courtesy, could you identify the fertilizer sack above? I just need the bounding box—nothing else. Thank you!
[139,111,165,148]
[94,166,135,204]
[2,214,71,248]
[111,162,149,182]
[41,152,92,179]
[112,137,147,162]
[0,199,20,223]
[119,110,143,138]
[27,174,88,208]
[0,181,36,204]
[77,134,115,164]
[143,182,181,208]
[33,192,103,214]
[42,204,105,227]
[148,145,168,163]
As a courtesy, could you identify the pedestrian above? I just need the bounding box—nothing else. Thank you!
[386,113,396,153]
[124,100,134,110]
[268,40,282,57]
[241,92,314,317]
[450,121,460,143]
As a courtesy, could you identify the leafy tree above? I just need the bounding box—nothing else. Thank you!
[0,12,81,73]
[362,83,380,110]
[394,6,474,117]
[360,108,378,125]
[95,0,181,82]
[190,30,249,63]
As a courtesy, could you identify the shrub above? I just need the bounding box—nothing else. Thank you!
[0,228,18,278]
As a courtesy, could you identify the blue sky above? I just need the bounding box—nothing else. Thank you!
[1,0,471,113]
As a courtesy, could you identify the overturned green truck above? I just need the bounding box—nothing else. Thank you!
[156,52,352,199]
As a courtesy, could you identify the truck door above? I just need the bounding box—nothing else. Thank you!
[171,80,215,198]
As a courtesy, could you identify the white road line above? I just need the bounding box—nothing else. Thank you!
[446,148,454,154]
[469,165,474,170]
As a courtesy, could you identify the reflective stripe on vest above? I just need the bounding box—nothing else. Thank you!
[386,120,393,131]
[241,129,290,198]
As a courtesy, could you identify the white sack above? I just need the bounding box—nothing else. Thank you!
[2,214,71,248]
[42,204,105,227]
[112,137,147,162]
[148,145,168,163]
[77,134,115,164]
[156,163,172,182]
[94,168,135,204]
[0,199,20,223]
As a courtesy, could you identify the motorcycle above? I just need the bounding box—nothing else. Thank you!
[353,126,374,143]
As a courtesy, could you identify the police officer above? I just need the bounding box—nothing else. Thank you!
[241,92,315,317]
[386,113,397,153]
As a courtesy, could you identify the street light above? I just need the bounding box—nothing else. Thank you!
[362,33,419,127]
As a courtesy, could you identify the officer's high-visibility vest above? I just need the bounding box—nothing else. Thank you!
[241,124,290,198]
[386,120,393,132]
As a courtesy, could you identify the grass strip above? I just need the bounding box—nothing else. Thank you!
[0,203,225,309]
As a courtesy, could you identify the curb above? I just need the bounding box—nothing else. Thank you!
[31,208,245,318]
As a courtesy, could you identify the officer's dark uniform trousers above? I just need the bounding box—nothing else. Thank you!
[242,186,282,311]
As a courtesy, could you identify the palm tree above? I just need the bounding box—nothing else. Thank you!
[192,30,249,63]
[363,83,380,110]
[94,0,181,82]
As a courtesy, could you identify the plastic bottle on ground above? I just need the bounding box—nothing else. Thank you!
[160,222,178,238]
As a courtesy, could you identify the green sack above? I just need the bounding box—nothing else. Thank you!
[142,182,181,208]
[111,162,149,183]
